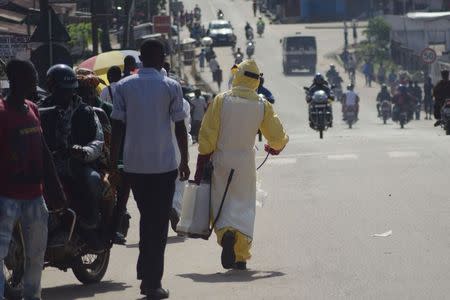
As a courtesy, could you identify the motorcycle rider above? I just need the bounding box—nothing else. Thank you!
[413,81,422,120]
[39,64,106,250]
[245,22,254,40]
[326,64,338,83]
[257,74,274,104]
[392,84,415,122]
[376,84,391,117]
[307,73,334,128]
[234,47,244,64]
[194,4,201,18]
[433,70,450,126]
[342,83,359,120]
[246,40,255,58]
[307,73,334,101]
[256,16,265,36]
[217,9,224,19]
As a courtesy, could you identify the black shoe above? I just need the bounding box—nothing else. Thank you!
[112,232,126,245]
[221,231,236,269]
[233,262,247,270]
[169,208,180,233]
[434,120,442,127]
[144,288,169,299]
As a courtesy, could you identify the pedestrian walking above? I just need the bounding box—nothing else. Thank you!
[352,19,358,45]
[198,48,206,72]
[0,59,66,300]
[214,67,223,91]
[252,0,257,17]
[424,76,434,120]
[110,39,190,299]
[122,55,138,78]
[343,21,349,48]
[363,60,373,87]
[194,60,288,270]
[100,66,122,104]
[209,56,219,74]
[190,89,207,143]
[377,63,386,84]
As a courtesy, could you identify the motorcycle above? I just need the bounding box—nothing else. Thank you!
[217,11,224,19]
[380,100,392,124]
[344,105,357,129]
[234,52,243,64]
[257,23,264,37]
[304,87,333,139]
[440,99,450,135]
[4,174,129,300]
[245,27,254,41]
[246,41,255,59]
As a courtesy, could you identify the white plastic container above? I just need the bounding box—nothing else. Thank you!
[176,182,211,239]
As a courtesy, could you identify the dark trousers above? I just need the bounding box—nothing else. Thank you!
[127,170,178,289]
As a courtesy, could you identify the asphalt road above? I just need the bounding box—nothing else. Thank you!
[41,1,450,299]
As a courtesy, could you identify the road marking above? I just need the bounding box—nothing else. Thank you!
[327,154,358,160]
[388,151,419,158]
[266,158,297,165]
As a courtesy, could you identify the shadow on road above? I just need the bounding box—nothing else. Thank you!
[42,280,131,300]
[178,270,285,283]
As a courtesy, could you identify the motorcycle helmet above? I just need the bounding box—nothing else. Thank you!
[313,73,325,85]
[330,64,335,70]
[381,84,387,90]
[347,83,354,91]
[312,90,328,103]
[46,64,78,90]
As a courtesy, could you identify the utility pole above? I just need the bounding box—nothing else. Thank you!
[147,0,152,22]
[90,0,99,55]
[39,0,52,65]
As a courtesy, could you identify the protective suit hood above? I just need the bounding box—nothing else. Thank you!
[231,59,260,100]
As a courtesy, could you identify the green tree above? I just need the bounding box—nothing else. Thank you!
[364,16,391,48]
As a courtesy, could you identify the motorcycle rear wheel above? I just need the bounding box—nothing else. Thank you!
[72,250,110,284]
[383,116,387,124]
[319,130,323,139]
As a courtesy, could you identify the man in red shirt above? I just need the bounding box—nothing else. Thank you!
[0,59,65,300]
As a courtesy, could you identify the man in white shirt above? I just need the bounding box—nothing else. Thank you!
[100,66,121,104]
[109,40,190,299]
[190,89,207,143]
[343,83,360,120]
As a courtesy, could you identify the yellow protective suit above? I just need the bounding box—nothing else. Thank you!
[198,60,288,264]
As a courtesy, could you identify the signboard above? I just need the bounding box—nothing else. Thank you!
[421,47,437,64]
[0,35,29,61]
[153,15,171,34]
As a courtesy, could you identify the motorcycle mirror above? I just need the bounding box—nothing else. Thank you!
[303,87,309,91]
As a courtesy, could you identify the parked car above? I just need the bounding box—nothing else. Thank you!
[207,20,236,46]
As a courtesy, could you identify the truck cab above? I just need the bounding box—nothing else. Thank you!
[281,35,317,75]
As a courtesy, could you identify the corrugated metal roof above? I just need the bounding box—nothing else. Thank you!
[0,20,30,35]
[0,8,25,22]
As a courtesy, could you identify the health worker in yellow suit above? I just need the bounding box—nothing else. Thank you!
[194,59,289,270]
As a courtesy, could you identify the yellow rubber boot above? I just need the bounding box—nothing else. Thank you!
[215,227,252,268]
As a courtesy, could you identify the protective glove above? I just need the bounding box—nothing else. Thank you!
[264,144,282,156]
[194,153,212,185]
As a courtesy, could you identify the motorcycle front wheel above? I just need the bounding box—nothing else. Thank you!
[72,250,110,284]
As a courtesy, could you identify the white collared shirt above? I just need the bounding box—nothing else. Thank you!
[111,68,187,174]
[100,82,118,104]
